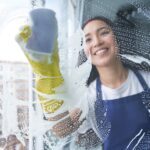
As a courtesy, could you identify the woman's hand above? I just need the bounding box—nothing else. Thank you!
[51,108,85,138]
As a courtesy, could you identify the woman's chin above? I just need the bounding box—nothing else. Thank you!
[92,58,112,68]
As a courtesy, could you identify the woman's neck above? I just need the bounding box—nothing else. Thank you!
[97,61,128,89]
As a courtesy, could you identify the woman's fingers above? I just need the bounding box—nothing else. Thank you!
[52,117,72,131]
[52,108,84,138]
[47,111,69,121]
[52,117,74,138]
[70,108,82,123]
[46,108,81,122]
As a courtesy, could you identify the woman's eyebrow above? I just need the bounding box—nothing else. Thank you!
[97,26,110,32]
[85,26,110,37]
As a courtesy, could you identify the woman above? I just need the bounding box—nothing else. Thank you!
[52,16,150,150]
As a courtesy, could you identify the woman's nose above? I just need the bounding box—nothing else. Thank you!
[93,35,103,47]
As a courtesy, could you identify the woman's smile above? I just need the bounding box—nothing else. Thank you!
[93,48,109,55]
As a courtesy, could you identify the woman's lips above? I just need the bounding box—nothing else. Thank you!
[94,48,108,55]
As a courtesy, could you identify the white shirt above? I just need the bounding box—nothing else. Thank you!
[88,69,150,101]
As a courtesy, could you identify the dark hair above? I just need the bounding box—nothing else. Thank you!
[86,65,99,86]
[82,16,113,30]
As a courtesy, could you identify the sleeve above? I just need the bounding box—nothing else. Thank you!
[72,87,103,150]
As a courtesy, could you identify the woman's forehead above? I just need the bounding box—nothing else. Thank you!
[83,20,110,34]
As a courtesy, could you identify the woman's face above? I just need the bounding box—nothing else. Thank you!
[83,20,118,68]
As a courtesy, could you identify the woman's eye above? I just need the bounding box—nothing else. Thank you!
[85,38,91,43]
[100,30,110,36]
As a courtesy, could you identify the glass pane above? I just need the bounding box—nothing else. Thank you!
[0,0,150,150]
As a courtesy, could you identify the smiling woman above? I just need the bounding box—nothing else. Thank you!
[52,14,150,150]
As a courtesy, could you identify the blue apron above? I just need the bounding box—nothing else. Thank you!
[95,69,150,150]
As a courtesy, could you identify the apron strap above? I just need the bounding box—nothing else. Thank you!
[132,68,149,91]
[96,77,102,100]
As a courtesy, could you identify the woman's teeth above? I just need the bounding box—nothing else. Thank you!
[95,48,108,55]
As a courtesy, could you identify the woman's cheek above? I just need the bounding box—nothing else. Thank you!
[84,45,90,57]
